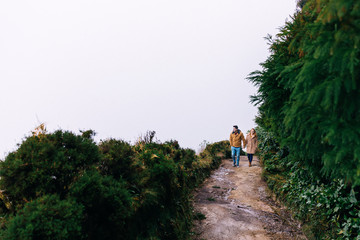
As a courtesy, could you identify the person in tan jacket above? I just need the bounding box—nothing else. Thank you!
[230,125,245,167]
[245,128,258,167]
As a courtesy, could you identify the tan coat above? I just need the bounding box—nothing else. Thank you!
[245,133,258,154]
[230,131,245,148]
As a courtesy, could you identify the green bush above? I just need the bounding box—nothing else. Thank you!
[257,127,360,239]
[199,140,237,159]
[1,194,84,240]
[0,130,100,209]
[98,139,135,181]
[0,129,229,239]
[69,169,132,240]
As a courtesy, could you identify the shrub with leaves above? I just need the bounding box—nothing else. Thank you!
[0,128,230,239]
[0,130,100,209]
[69,169,132,240]
[98,139,135,181]
[257,127,360,239]
[0,194,84,240]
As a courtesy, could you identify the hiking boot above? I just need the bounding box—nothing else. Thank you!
[249,162,251,167]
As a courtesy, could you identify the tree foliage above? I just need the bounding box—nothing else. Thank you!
[250,1,360,238]
[249,0,360,185]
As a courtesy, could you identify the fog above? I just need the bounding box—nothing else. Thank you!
[0,0,297,157]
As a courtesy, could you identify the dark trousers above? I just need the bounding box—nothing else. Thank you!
[247,154,253,163]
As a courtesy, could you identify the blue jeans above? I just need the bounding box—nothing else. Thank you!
[247,154,253,163]
[231,146,241,166]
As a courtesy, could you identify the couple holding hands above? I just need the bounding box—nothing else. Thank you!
[229,125,258,167]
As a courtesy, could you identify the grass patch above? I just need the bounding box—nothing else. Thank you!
[193,212,206,220]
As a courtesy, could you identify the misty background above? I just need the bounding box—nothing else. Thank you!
[0,1,297,158]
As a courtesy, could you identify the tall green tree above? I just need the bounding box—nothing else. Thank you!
[249,0,360,185]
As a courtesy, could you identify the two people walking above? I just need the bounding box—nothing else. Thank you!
[229,125,258,167]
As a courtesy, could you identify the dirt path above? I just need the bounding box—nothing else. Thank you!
[192,156,306,240]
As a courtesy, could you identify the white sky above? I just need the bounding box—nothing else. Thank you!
[0,0,297,157]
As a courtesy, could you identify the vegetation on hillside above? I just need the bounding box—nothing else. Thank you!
[249,0,360,239]
[0,126,230,239]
